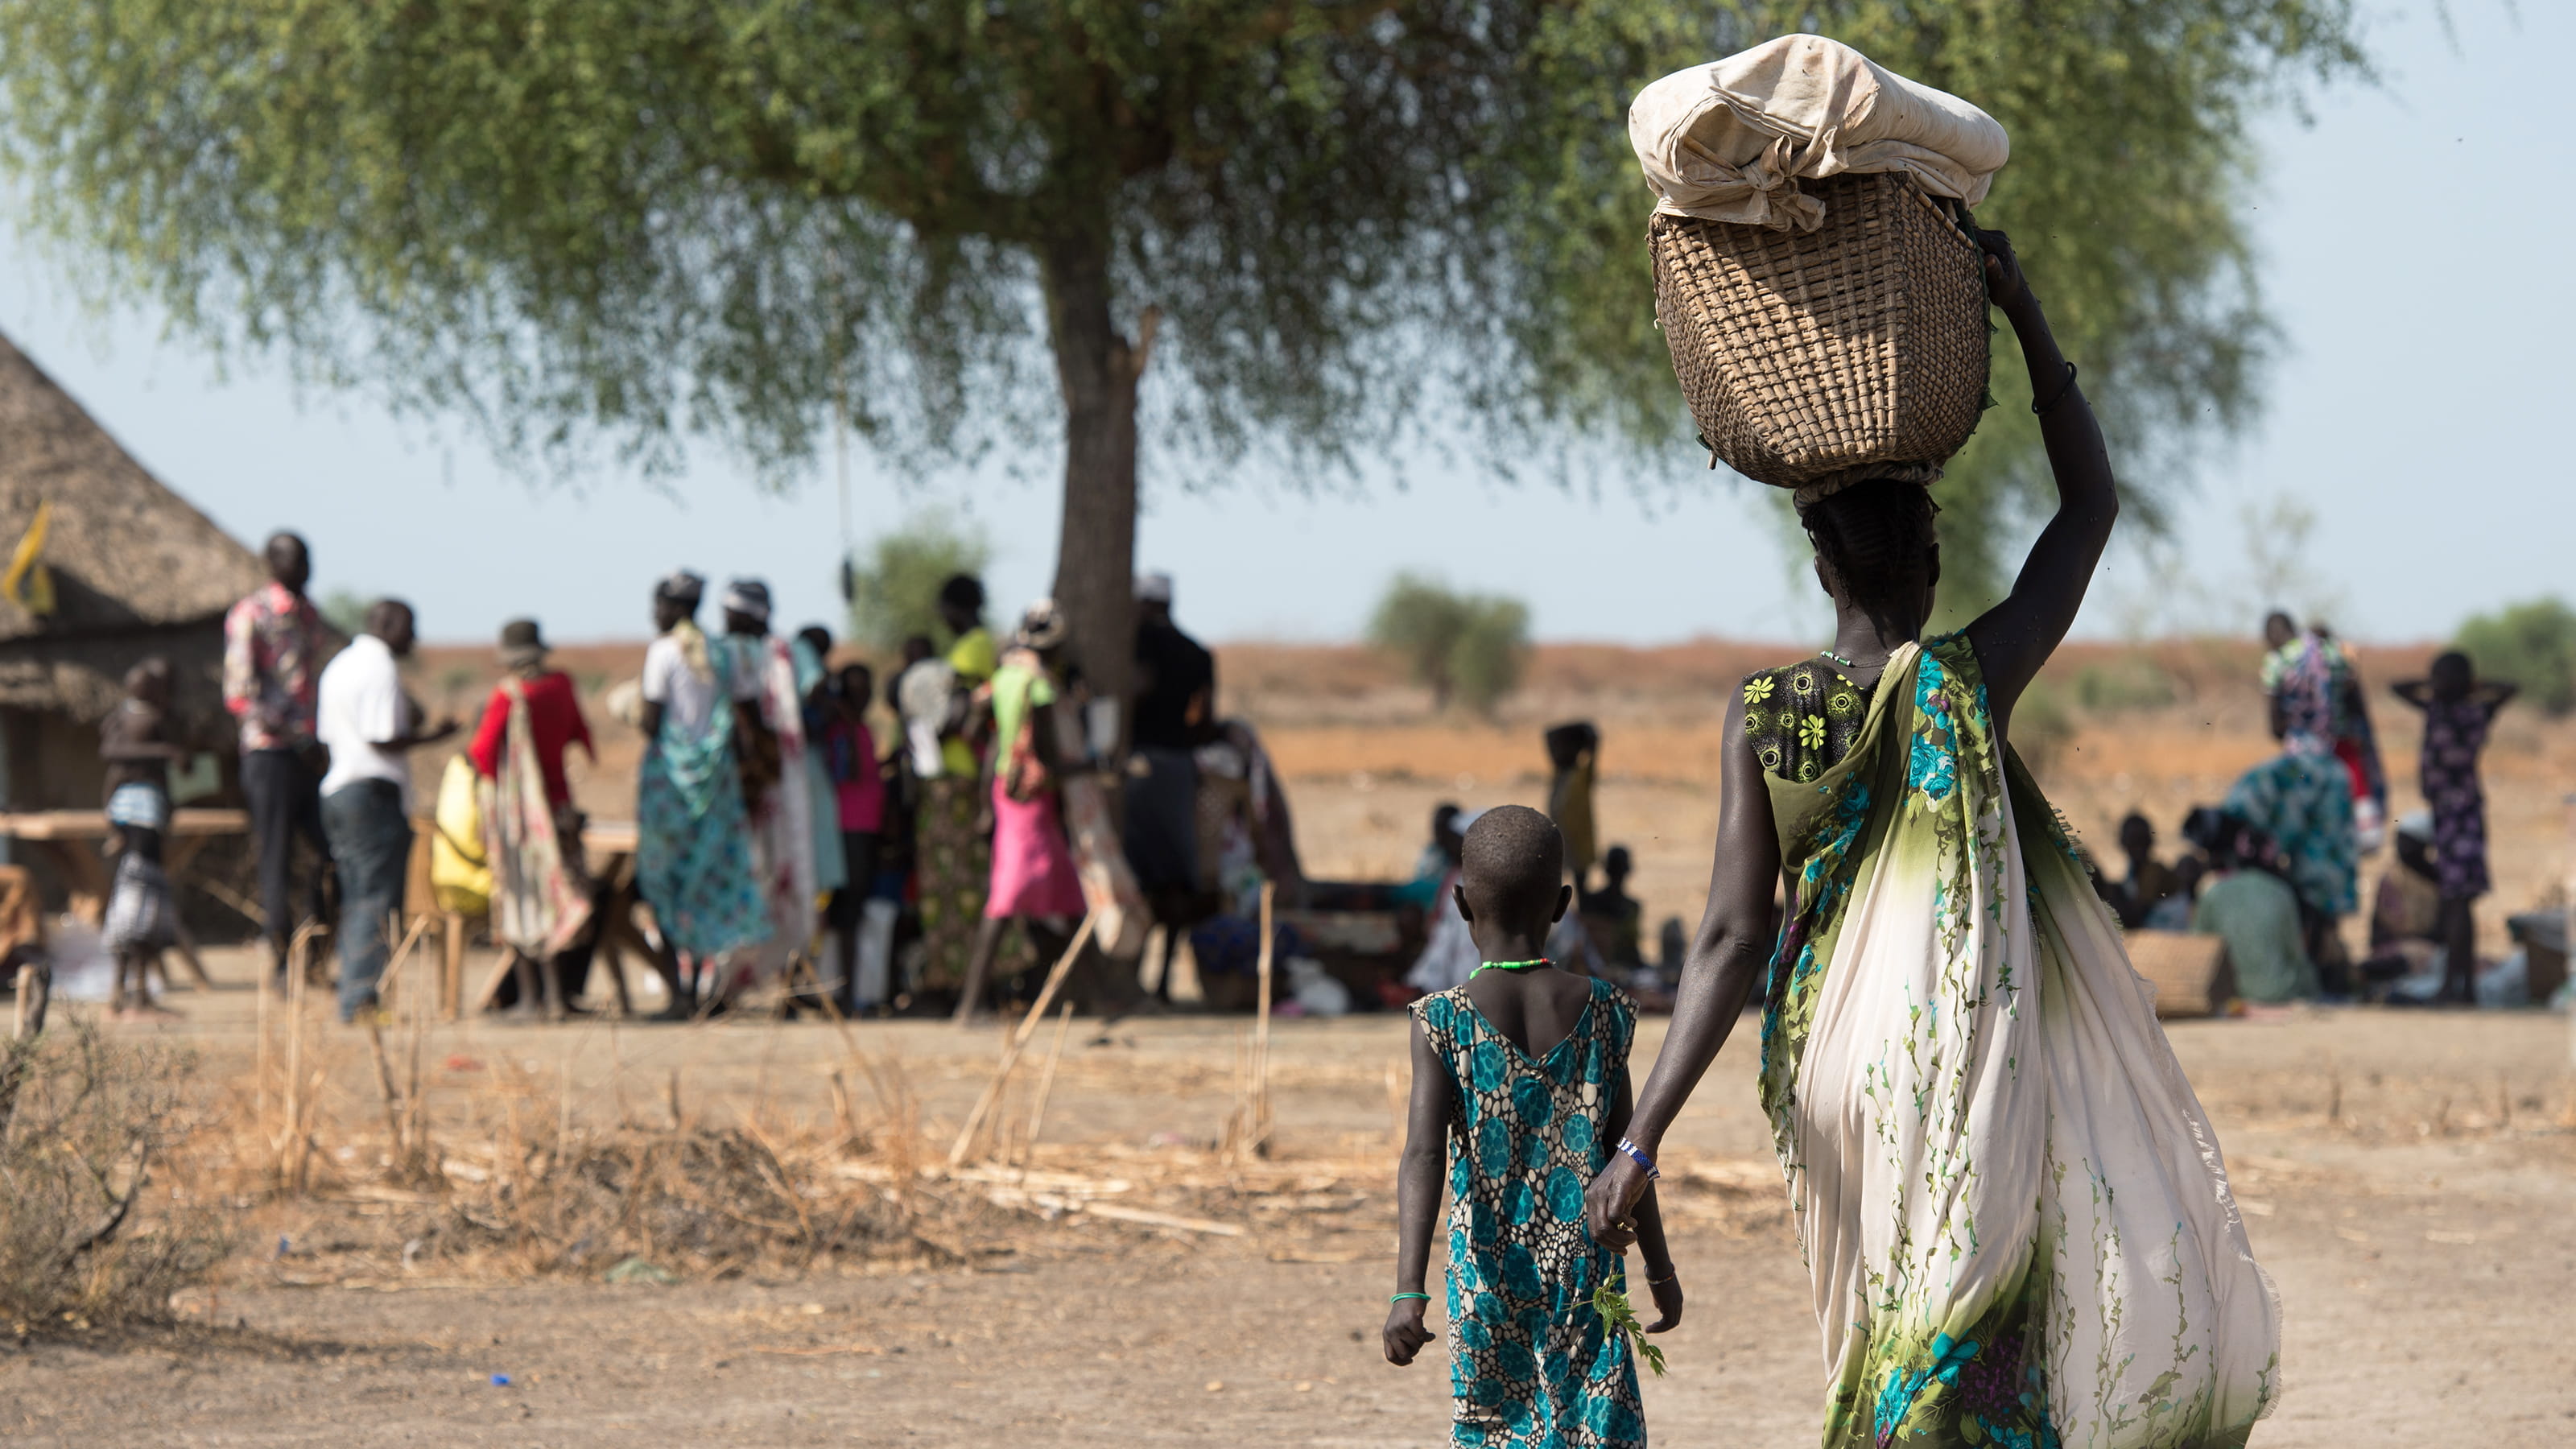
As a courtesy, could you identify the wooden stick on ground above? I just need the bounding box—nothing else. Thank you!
[1018,1001,1077,1166]
[1249,881,1277,1157]
[946,913,1097,1170]
[365,1018,407,1161]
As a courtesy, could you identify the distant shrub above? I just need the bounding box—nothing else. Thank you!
[1367,574,1530,716]
[2073,656,2178,713]
[846,511,993,654]
[2011,680,2077,779]
[2454,597,2576,716]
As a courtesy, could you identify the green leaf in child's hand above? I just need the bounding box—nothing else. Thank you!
[1590,1282,1668,1377]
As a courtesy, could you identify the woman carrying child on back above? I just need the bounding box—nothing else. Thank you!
[1385,804,1679,1447]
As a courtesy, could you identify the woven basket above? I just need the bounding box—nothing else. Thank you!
[1650,171,1989,491]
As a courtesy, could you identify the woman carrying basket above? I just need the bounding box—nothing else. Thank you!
[1587,233,2279,1448]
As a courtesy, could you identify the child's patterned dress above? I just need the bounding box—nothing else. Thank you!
[1414,976,1645,1447]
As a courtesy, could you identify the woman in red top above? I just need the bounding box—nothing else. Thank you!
[469,618,599,1012]
[469,619,597,805]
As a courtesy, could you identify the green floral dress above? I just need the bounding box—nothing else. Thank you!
[1415,978,1645,1447]
[1748,638,2278,1449]
[1742,659,1874,784]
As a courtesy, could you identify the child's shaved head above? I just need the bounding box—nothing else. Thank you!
[1459,806,1567,931]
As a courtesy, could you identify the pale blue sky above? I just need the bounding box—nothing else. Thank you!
[1,2,2565,648]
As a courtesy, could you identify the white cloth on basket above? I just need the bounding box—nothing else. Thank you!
[1630,34,2009,232]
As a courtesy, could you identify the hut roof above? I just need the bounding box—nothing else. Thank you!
[0,328,267,643]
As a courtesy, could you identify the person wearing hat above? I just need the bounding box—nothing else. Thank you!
[638,571,769,1013]
[469,617,599,1011]
[1128,572,1216,938]
[953,600,1088,1022]
[720,577,822,993]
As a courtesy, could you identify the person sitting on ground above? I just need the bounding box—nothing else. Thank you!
[2110,810,2179,930]
[101,658,188,1018]
[2359,811,2446,1001]
[1579,844,1646,970]
[2141,853,2206,933]
[316,600,458,1023]
[2190,830,2318,1005]
[2391,650,2517,1004]
[1385,806,1677,1447]
[1393,803,1465,908]
[1402,805,1480,993]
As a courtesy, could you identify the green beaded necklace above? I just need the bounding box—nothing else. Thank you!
[1469,958,1552,978]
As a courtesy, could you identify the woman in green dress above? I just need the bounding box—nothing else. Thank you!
[1588,233,2280,1449]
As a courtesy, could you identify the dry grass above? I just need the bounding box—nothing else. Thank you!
[0,1021,231,1335]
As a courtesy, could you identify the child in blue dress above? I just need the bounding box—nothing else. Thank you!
[1384,805,1681,1447]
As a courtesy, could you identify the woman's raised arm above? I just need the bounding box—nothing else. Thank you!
[1962,231,2120,740]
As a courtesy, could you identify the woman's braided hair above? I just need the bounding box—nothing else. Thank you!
[1801,479,1941,630]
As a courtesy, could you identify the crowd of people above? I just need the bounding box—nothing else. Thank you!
[2095,613,2519,1008]
[95,527,1276,1026]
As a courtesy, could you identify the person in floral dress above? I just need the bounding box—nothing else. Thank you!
[2392,652,2517,1003]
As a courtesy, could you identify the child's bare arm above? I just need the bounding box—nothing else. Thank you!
[1385,1014,1454,1366]
[2390,679,2431,710]
[1604,1067,1683,1332]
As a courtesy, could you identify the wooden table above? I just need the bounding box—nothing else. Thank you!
[0,807,250,989]
[436,819,668,1020]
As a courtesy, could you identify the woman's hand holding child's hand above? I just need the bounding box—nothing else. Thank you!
[1383,1298,1437,1366]
[1584,1154,1649,1252]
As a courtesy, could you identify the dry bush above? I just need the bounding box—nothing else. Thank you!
[412,1122,961,1277]
[0,1021,230,1334]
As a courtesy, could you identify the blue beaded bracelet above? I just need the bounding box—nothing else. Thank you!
[1616,1137,1660,1181]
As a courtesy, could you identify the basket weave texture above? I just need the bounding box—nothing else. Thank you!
[1651,171,1989,490]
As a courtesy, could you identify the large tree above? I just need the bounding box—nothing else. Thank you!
[1,1,2359,690]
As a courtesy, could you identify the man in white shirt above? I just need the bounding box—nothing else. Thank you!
[316,599,456,1022]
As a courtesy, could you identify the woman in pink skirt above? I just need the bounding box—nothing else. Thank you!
[953,601,1088,1022]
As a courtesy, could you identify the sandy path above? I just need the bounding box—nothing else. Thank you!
[5,955,2572,1447]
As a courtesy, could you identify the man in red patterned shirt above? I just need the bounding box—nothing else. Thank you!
[223,531,332,979]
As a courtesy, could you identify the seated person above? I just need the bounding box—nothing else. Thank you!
[2111,811,2180,930]
[2140,854,2205,933]
[2359,811,2446,1001]
[2191,836,2319,1005]
[1577,844,1646,970]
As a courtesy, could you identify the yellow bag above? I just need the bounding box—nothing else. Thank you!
[429,753,493,915]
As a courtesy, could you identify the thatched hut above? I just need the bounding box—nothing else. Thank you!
[0,328,267,813]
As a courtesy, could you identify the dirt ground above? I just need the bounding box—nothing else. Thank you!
[9,634,2570,1443]
[4,947,2573,1447]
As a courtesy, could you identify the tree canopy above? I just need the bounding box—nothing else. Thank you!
[0,0,2363,669]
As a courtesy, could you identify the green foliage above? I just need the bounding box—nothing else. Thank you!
[1368,575,1530,716]
[2072,656,2178,714]
[1591,1282,1668,1377]
[0,0,2360,613]
[846,513,993,654]
[2455,597,2576,716]
[317,589,369,638]
[2010,679,2076,780]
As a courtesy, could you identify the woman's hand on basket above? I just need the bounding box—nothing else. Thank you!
[1977,228,2033,316]
[1584,1154,1649,1252]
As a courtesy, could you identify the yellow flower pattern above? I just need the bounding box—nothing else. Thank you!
[1744,660,1873,786]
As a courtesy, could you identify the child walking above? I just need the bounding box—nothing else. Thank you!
[1385,805,1679,1447]
[2392,650,2518,1003]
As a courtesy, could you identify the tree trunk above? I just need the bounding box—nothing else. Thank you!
[1039,226,1150,733]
